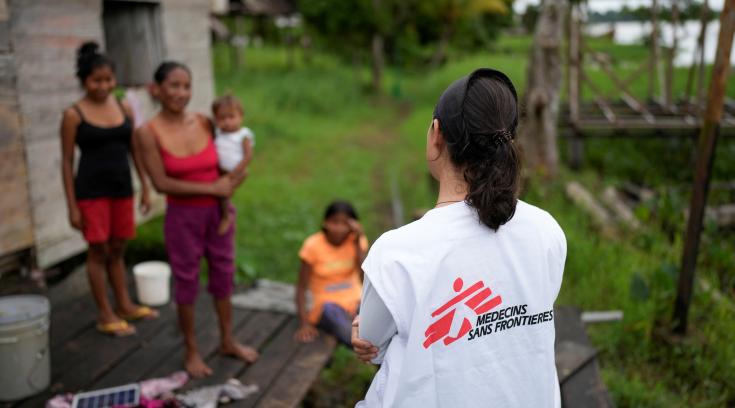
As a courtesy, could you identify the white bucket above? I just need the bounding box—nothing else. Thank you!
[133,261,171,306]
[0,295,50,401]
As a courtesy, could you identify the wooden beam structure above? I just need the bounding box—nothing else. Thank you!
[673,0,735,335]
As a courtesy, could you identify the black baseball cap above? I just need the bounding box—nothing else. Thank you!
[433,68,519,145]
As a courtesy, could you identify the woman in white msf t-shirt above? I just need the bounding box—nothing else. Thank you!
[352,68,567,408]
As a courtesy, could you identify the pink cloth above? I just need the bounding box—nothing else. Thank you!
[45,394,73,408]
[140,371,189,399]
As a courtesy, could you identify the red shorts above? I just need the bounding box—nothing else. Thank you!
[77,197,135,243]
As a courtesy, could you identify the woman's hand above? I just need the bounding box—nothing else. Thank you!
[139,186,151,215]
[68,206,84,231]
[295,323,319,343]
[348,219,364,241]
[351,316,378,363]
[211,175,234,198]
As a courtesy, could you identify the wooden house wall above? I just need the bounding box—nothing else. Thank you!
[0,0,34,256]
[3,0,214,267]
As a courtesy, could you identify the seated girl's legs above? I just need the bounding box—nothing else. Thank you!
[317,303,354,347]
[165,204,211,377]
[204,204,258,363]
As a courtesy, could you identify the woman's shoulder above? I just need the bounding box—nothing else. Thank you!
[512,200,565,243]
[192,112,214,130]
[62,105,82,123]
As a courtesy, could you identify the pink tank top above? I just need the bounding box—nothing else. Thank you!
[149,118,219,207]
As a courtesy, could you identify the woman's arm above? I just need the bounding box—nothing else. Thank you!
[136,125,233,197]
[123,100,151,214]
[356,275,397,364]
[60,108,83,230]
[294,260,319,342]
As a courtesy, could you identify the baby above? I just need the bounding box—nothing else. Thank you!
[212,94,254,234]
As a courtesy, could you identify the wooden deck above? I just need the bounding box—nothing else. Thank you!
[9,291,336,408]
[555,306,614,408]
[2,279,610,408]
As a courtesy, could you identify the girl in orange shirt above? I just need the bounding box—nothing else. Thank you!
[295,201,368,346]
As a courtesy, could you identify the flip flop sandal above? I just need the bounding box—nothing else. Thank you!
[119,306,159,321]
[96,320,136,337]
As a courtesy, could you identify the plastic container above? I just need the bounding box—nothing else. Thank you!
[133,261,171,306]
[0,295,50,401]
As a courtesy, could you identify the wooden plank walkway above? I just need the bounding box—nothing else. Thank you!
[3,283,609,408]
[8,291,336,408]
[554,306,614,408]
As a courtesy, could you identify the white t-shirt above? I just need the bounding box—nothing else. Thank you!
[357,200,566,408]
[215,127,254,172]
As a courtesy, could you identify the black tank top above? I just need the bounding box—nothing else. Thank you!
[73,100,134,199]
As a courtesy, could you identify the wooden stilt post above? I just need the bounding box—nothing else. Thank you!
[673,0,735,335]
[696,2,711,109]
[568,4,583,169]
[234,14,245,70]
[684,0,709,104]
[665,0,679,108]
[649,0,661,102]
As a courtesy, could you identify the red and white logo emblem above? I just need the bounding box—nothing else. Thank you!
[423,277,502,349]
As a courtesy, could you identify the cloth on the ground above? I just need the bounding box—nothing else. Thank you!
[141,371,189,399]
[176,379,258,408]
[45,371,189,408]
[46,393,73,408]
[137,397,183,408]
[317,302,353,347]
[299,232,368,324]
[231,279,307,314]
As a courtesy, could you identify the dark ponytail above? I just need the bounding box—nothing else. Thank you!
[153,61,191,84]
[435,69,521,231]
[76,41,114,83]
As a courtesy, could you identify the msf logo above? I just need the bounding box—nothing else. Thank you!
[423,277,502,349]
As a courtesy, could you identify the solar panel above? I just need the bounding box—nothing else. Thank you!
[71,383,140,408]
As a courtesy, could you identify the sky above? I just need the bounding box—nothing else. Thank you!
[512,0,725,14]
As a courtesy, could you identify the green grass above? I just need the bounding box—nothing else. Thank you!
[129,35,735,407]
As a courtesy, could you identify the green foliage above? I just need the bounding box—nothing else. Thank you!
[129,35,735,406]
[299,0,512,67]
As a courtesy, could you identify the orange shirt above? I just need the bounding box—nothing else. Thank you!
[299,231,369,324]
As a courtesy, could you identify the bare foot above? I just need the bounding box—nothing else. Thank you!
[217,211,233,235]
[221,340,259,363]
[185,352,213,378]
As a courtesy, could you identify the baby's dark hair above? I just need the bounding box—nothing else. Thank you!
[153,61,191,84]
[434,69,521,231]
[324,200,359,221]
[212,94,244,116]
[76,41,114,83]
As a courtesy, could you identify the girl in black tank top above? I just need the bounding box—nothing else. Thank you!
[72,100,134,199]
[60,42,157,337]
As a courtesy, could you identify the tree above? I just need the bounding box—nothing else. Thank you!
[518,0,567,178]
[300,0,409,91]
[418,0,510,67]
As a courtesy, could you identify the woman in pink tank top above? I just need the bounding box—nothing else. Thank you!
[136,61,259,378]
